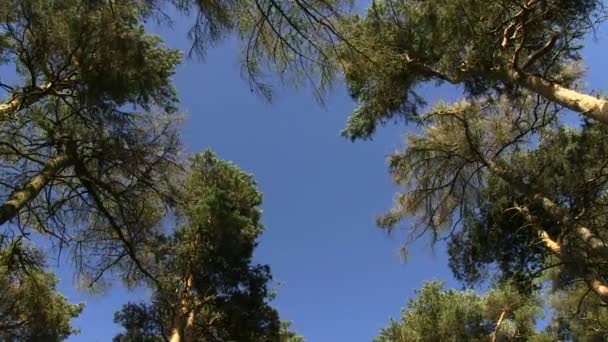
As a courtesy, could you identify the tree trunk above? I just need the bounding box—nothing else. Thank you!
[0,154,71,225]
[0,95,25,122]
[479,159,608,303]
[170,273,194,342]
[540,225,608,303]
[0,82,57,124]
[400,56,608,124]
[517,205,608,304]
[490,308,507,342]
[486,160,608,257]
[497,69,608,125]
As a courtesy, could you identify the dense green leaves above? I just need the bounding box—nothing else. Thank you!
[373,281,548,342]
[113,302,166,342]
[0,0,183,288]
[0,235,83,341]
[279,321,306,342]
[114,151,283,341]
[0,0,313,338]
[3,0,608,339]
[0,0,182,113]
[337,0,604,139]
[338,1,608,333]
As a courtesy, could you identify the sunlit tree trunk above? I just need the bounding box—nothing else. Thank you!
[515,205,608,304]
[0,82,59,124]
[0,154,72,225]
[490,308,507,342]
[170,273,194,342]
[498,69,608,125]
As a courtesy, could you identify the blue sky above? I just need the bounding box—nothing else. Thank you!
[52,11,608,342]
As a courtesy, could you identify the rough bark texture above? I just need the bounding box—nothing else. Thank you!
[0,154,72,225]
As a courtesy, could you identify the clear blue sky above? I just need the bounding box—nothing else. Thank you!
[52,12,608,342]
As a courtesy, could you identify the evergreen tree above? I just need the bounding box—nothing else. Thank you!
[373,281,551,342]
[0,0,182,286]
[113,151,287,342]
[279,321,306,342]
[0,234,83,341]
[336,0,605,139]
[327,0,608,337]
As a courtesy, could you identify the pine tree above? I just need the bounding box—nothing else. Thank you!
[113,151,286,342]
[0,234,83,341]
[373,281,552,342]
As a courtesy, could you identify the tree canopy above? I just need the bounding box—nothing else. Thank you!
[0,0,305,339]
[113,151,284,342]
[3,0,608,340]
[337,0,606,139]
[332,0,608,339]
[373,281,550,342]
[0,234,83,340]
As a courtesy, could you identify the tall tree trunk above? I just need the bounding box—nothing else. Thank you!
[168,224,204,342]
[401,56,608,125]
[539,224,608,303]
[0,154,71,225]
[404,51,608,124]
[497,69,608,125]
[170,273,194,342]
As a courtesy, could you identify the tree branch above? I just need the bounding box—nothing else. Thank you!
[0,154,72,225]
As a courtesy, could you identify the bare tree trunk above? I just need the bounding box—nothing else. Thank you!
[490,308,507,342]
[497,69,608,125]
[0,95,25,122]
[169,227,204,342]
[0,154,71,225]
[540,226,608,303]
[401,56,608,125]
[170,273,194,342]
[0,82,58,124]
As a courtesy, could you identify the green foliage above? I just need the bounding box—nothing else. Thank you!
[279,321,306,342]
[374,281,486,342]
[1,0,181,111]
[547,284,608,340]
[373,281,547,342]
[7,0,608,340]
[334,1,608,338]
[137,0,348,100]
[114,151,283,341]
[337,0,601,139]
[0,235,83,341]
[0,0,182,287]
[449,120,608,289]
[113,302,166,342]
[0,1,317,338]
[373,95,608,336]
